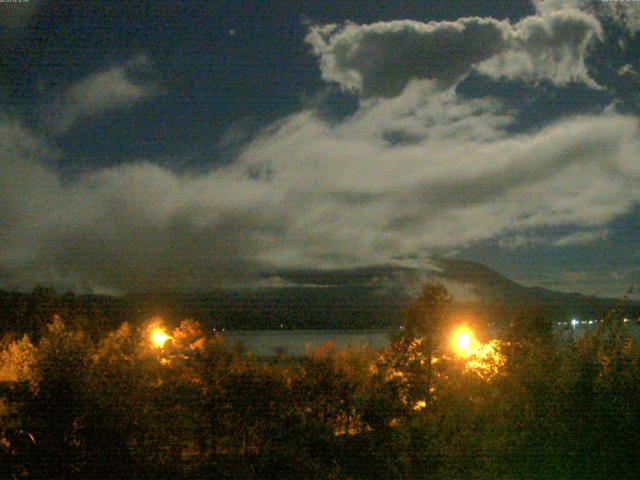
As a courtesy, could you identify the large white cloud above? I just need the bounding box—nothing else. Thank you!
[306,9,602,98]
[306,18,512,98]
[478,9,602,86]
[43,55,160,135]
[2,81,639,293]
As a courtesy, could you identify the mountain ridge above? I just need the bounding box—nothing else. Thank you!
[1,259,638,335]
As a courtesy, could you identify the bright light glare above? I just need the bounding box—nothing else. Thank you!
[413,400,427,411]
[457,333,471,350]
[151,328,171,348]
[451,326,475,358]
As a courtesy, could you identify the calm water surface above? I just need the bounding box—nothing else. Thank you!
[221,329,390,356]
[221,322,640,357]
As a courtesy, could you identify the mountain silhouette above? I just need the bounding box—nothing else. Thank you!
[1,259,637,334]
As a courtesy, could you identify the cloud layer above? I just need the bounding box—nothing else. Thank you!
[1,3,639,294]
[2,84,639,292]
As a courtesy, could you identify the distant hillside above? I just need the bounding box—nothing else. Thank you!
[1,260,638,336]
[432,258,634,320]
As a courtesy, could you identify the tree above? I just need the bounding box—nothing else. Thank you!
[0,335,37,478]
[26,317,93,478]
[389,282,452,407]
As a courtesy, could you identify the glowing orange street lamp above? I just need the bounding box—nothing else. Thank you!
[150,327,171,349]
[451,326,476,358]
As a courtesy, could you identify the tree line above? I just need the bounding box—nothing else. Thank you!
[1,283,640,479]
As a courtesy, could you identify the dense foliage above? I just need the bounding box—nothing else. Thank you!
[1,283,640,479]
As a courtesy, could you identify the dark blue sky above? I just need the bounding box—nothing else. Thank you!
[0,0,638,298]
[4,0,536,166]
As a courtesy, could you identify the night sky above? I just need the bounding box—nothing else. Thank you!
[1,0,639,298]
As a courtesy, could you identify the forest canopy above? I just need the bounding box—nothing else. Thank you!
[1,282,640,479]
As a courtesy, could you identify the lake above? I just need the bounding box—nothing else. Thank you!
[220,321,640,356]
[220,329,391,356]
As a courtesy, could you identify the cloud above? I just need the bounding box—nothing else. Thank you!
[498,228,610,248]
[553,229,609,246]
[0,149,276,291]
[617,63,640,79]
[250,276,333,289]
[1,5,638,295]
[236,97,639,265]
[532,0,585,15]
[2,80,639,293]
[43,55,160,135]
[306,19,512,98]
[598,1,640,34]
[533,0,640,34]
[306,9,602,98]
[477,9,602,87]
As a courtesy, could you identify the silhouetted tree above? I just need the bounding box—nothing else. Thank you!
[389,282,452,407]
